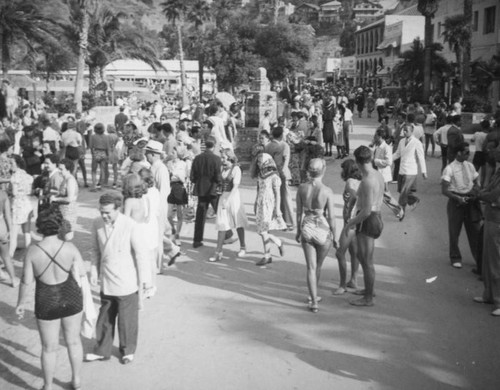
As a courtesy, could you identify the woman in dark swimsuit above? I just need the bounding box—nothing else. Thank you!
[16,208,86,390]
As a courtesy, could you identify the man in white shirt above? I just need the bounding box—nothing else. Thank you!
[375,96,386,122]
[342,104,353,156]
[392,124,427,214]
[407,113,424,143]
[434,115,452,171]
[41,117,61,153]
[441,142,482,269]
[373,129,404,220]
[86,192,149,365]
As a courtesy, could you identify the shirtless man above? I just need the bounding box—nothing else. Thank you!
[344,146,384,307]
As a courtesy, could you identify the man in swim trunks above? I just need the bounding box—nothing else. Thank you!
[344,146,385,306]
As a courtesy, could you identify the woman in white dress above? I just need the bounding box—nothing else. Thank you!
[122,173,153,302]
[138,168,161,293]
[209,150,248,262]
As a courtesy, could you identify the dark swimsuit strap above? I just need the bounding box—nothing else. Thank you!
[36,242,67,279]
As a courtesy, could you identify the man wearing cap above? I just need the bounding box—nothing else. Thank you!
[144,140,181,268]
[190,137,222,248]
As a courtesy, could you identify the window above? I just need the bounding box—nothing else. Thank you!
[484,6,496,34]
[472,11,478,32]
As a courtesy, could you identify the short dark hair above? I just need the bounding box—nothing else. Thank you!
[450,115,461,125]
[160,123,174,135]
[271,126,283,139]
[99,191,122,209]
[455,142,470,154]
[60,158,74,173]
[354,145,372,165]
[94,123,105,134]
[259,130,270,139]
[44,154,59,165]
[375,128,386,138]
[205,137,216,149]
[407,113,416,123]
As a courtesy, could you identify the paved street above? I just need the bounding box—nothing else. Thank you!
[1,116,499,390]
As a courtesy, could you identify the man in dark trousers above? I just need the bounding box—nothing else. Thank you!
[114,106,128,133]
[447,115,464,163]
[191,137,222,248]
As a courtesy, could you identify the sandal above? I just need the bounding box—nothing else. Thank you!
[208,252,223,262]
[256,257,272,266]
[308,302,319,313]
[278,242,285,257]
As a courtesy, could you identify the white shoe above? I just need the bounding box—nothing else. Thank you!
[121,354,134,364]
[237,249,246,258]
[452,262,462,269]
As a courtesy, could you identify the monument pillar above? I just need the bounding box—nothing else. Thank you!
[234,68,277,167]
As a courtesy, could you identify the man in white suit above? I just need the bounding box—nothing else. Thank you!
[392,124,427,217]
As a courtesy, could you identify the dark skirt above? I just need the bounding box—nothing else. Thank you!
[167,182,188,205]
[323,121,334,144]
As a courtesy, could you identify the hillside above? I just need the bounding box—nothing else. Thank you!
[305,35,340,75]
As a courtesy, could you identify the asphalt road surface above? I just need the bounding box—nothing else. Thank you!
[1,115,499,390]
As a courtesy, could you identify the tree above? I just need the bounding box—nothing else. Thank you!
[86,6,163,98]
[36,43,76,93]
[161,0,190,106]
[204,19,262,91]
[462,0,473,93]
[0,0,62,77]
[417,0,439,103]
[339,21,357,56]
[64,0,95,112]
[442,14,471,98]
[393,38,450,101]
[255,23,312,82]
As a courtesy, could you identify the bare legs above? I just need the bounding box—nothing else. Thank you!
[334,227,358,294]
[168,204,184,244]
[37,312,83,390]
[9,218,32,257]
[350,232,375,306]
[302,239,332,312]
[259,231,282,261]
[0,242,17,286]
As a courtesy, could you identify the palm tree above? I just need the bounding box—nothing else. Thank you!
[462,0,473,93]
[86,5,163,98]
[442,14,471,97]
[417,0,439,102]
[187,0,211,100]
[162,0,190,106]
[0,0,62,77]
[393,38,450,101]
[64,0,94,112]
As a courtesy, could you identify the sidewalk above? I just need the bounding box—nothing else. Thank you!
[1,115,498,390]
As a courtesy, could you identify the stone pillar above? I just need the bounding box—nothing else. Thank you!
[234,68,277,167]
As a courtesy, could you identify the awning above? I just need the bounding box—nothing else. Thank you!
[377,38,400,50]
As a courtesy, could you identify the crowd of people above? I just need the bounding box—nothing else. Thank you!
[2,80,500,390]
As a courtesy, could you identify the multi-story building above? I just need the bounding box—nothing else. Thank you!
[319,1,342,24]
[354,10,424,90]
[433,0,499,63]
[353,0,384,23]
[293,3,320,23]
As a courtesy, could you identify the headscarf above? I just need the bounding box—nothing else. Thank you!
[258,153,278,179]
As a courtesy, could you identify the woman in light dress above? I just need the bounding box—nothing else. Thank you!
[51,159,79,240]
[209,149,248,262]
[252,153,286,266]
[7,155,33,257]
[122,173,153,300]
[138,168,161,293]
